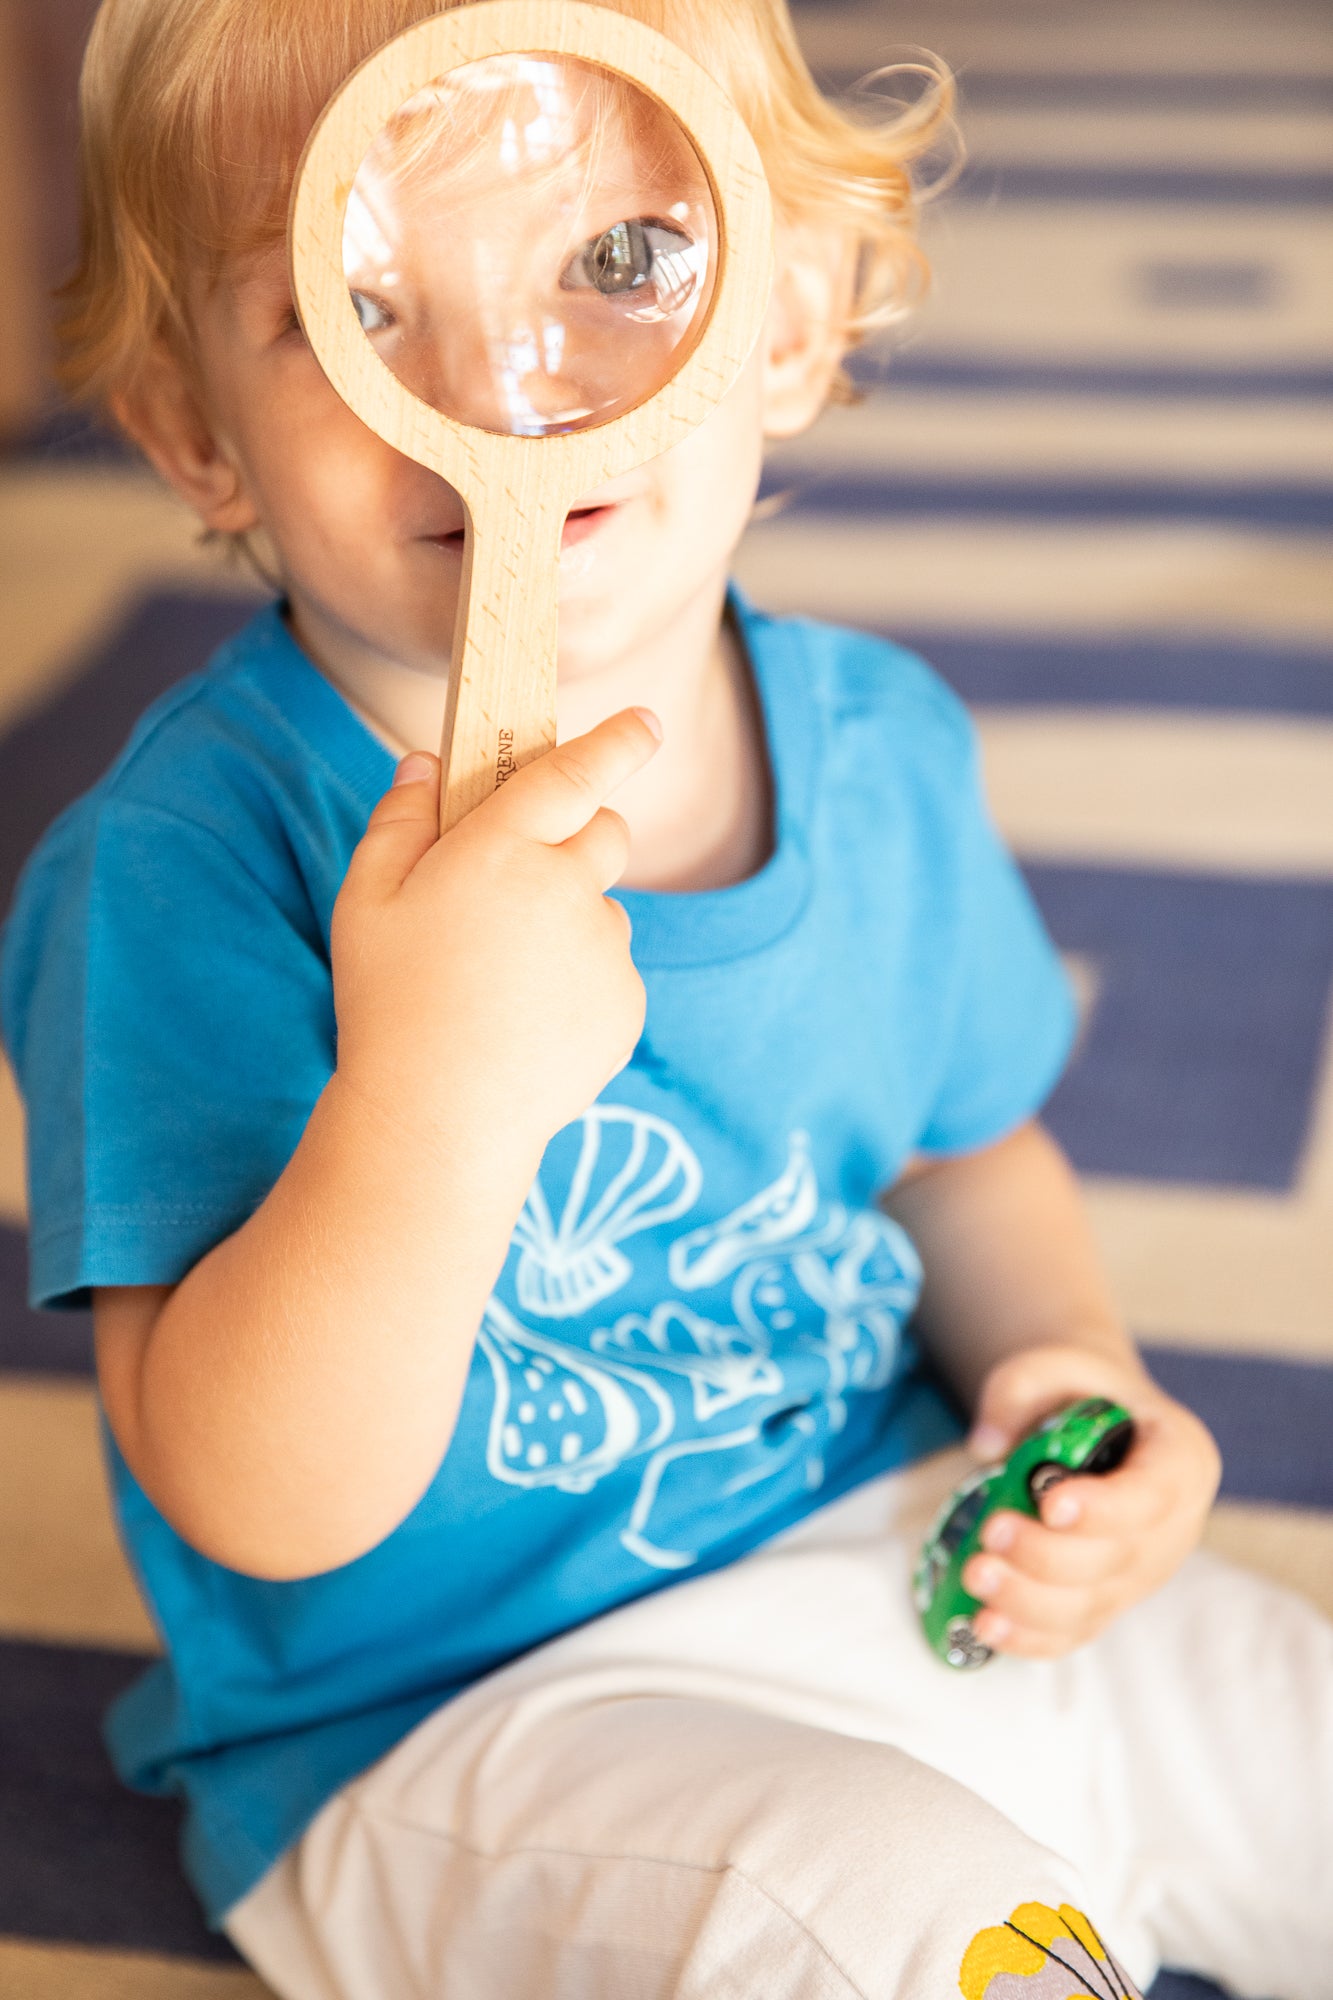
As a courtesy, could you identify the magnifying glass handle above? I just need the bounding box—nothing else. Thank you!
[440,495,563,832]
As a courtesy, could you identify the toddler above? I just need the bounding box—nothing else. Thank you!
[3,0,1331,1995]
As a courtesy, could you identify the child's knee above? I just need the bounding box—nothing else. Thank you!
[233,1696,1143,2000]
[702,1728,1124,1998]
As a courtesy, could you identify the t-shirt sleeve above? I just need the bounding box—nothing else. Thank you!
[4,797,336,1308]
[915,717,1078,1156]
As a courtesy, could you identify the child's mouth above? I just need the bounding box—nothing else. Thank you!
[561,504,616,547]
[427,504,616,552]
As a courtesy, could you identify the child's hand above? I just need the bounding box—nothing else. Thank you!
[959,1344,1221,1659]
[331,708,661,1167]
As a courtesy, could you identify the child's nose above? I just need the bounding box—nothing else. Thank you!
[448,321,595,436]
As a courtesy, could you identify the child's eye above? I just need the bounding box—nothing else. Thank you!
[351,290,396,334]
[559,218,699,312]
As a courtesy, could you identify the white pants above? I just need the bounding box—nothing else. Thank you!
[227,1449,1333,2000]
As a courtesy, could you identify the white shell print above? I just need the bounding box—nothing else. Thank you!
[735,1210,922,1397]
[514,1107,703,1320]
[668,1131,826,1291]
[591,1301,785,1421]
[478,1298,673,1495]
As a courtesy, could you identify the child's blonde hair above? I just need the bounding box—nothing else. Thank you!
[59,0,954,412]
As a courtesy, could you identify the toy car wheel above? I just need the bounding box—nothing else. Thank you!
[944,1616,992,1670]
[1027,1461,1070,1503]
[1085,1420,1134,1476]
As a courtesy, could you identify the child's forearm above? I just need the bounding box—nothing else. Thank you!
[96,718,659,1580]
[880,1120,1146,1417]
[96,1074,543,1579]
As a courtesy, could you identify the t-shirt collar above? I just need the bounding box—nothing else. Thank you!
[242,585,819,970]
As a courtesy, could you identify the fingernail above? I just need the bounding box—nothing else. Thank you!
[632,706,663,742]
[1047,1494,1080,1527]
[968,1557,1003,1597]
[976,1612,1010,1645]
[982,1515,1016,1553]
[393,753,435,787]
[970,1424,1006,1460]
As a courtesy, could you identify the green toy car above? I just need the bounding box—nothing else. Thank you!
[914,1396,1136,1670]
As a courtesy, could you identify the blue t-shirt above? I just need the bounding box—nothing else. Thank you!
[1,590,1074,1923]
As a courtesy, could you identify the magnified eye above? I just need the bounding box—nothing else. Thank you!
[351,289,396,334]
[560,217,700,315]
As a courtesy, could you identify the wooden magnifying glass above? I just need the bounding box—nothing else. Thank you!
[289,0,774,830]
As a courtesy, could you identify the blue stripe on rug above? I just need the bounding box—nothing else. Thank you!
[1028,867,1333,1191]
[888,633,1333,717]
[1141,1346,1333,1510]
[1,408,136,465]
[811,65,1333,114]
[1150,1978,1251,2000]
[954,70,1333,112]
[0,1638,238,1959]
[954,164,1333,205]
[0,588,258,918]
[874,356,1333,398]
[759,472,1333,531]
[0,1227,91,1374]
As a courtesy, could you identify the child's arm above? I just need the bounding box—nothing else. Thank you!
[882,1121,1221,1657]
[93,710,660,1581]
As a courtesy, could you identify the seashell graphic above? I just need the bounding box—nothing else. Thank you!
[731,1253,823,1345]
[959,1903,1142,2000]
[735,1209,921,1397]
[478,1298,673,1495]
[797,1209,921,1393]
[668,1131,827,1292]
[591,1301,785,1421]
[514,1107,703,1320]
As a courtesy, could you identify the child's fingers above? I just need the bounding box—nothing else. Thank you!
[976,1512,1131,1588]
[1035,1462,1171,1537]
[1035,1407,1197,1535]
[560,807,633,895]
[971,1612,1079,1660]
[342,753,442,901]
[967,1342,1148,1458]
[484,708,662,848]
[963,1557,1109,1641]
[1040,1401,1219,1537]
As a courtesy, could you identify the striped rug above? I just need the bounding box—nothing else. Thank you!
[1,0,1329,1993]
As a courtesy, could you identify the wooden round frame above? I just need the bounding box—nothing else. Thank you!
[290,0,774,828]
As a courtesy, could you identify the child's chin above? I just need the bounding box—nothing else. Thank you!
[554,607,638,683]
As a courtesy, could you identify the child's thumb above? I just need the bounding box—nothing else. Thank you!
[967,1348,1069,1461]
[967,1344,1130,1463]
[346,753,441,899]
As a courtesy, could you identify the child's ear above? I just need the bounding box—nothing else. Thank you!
[111,343,260,536]
[760,231,853,441]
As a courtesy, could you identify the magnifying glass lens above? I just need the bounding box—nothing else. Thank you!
[343,53,719,436]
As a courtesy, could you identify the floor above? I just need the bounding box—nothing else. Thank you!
[0,1,1329,1995]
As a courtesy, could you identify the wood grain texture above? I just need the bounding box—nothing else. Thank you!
[289,0,773,829]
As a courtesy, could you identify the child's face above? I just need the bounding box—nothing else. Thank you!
[145,201,841,697]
